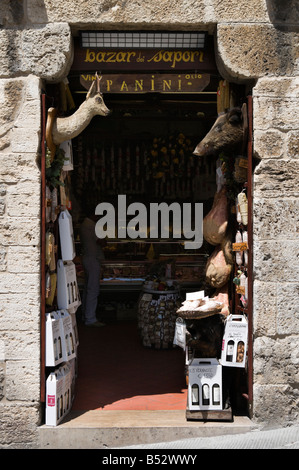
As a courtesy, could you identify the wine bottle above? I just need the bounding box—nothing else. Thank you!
[191,384,199,405]
[202,384,210,405]
[54,338,58,361]
[226,340,234,362]
[212,384,220,405]
[58,336,62,359]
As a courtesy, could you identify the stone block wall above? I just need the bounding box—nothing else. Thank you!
[0,5,73,448]
[0,0,298,448]
[0,76,42,447]
[252,77,299,425]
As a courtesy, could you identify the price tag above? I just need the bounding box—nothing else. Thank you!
[232,242,248,251]
[236,286,245,295]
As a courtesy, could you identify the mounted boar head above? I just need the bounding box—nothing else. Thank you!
[193,105,248,157]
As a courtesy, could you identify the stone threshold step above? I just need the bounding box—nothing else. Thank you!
[38,410,256,449]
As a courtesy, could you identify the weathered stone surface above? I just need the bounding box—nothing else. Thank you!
[0,247,6,271]
[253,199,299,240]
[0,78,24,141]
[0,292,40,331]
[1,330,40,361]
[6,360,40,402]
[254,160,299,198]
[254,97,299,131]
[213,0,268,22]
[277,283,299,335]
[253,281,277,337]
[253,384,299,426]
[0,272,40,294]
[25,0,272,26]
[6,182,40,218]
[0,76,42,152]
[10,128,40,154]
[0,153,40,183]
[0,343,5,362]
[254,336,299,384]
[14,100,41,130]
[0,184,6,217]
[7,246,40,273]
[253,76,299,98]
[286,131,299,159]
[253,239,299,340]
[0,196,5,217]
[253,129,285,160]
[0,217,40,246]
[0,364,5,399]
[0,404,41,449]
[0,24,72,81]
[217,24,299,81]
[28,0,214,29]
[265,1,299,25]
[253,240,299,282]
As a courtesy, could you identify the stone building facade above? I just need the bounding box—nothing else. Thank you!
[0,0,298,448]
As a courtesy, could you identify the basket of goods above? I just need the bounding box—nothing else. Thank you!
[176,296,223,320]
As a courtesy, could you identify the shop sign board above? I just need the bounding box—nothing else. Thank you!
[71,38,217,73]
[80,73,210,94]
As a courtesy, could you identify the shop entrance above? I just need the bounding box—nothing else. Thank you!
[42,32,252,424]
[68,90,220,411]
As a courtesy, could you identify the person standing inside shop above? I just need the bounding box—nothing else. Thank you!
[80,207,106,327]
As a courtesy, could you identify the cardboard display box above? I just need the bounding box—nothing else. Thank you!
[45,364,73,426]
[58,209,75,261]
[70,311,79,348]
[45,311,64,367]
[59,309,77,362]
[46,310,77,366]
[57,260,80,311]
[220,314,248,368]
[188,358,223,411]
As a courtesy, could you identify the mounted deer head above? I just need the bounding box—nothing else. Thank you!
[46,73,111,159]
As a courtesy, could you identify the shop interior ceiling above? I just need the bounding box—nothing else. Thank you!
[58,71,244,219]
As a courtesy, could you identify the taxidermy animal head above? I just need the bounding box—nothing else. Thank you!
[193,105,248,157]
[46,73,111,159]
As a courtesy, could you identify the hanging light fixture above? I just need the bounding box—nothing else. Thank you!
[80,31,206,49]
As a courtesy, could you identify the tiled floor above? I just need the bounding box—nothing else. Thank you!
[72,321,188,411]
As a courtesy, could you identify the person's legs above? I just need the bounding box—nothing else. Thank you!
[82,256,101,325]
[81,272,87,323]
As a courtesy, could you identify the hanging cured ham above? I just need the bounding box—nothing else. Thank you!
[205,245,232,288]
[212,283,230,316]
[203,187,228,246]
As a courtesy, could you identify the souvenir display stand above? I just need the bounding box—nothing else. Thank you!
[137,283,181,349]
